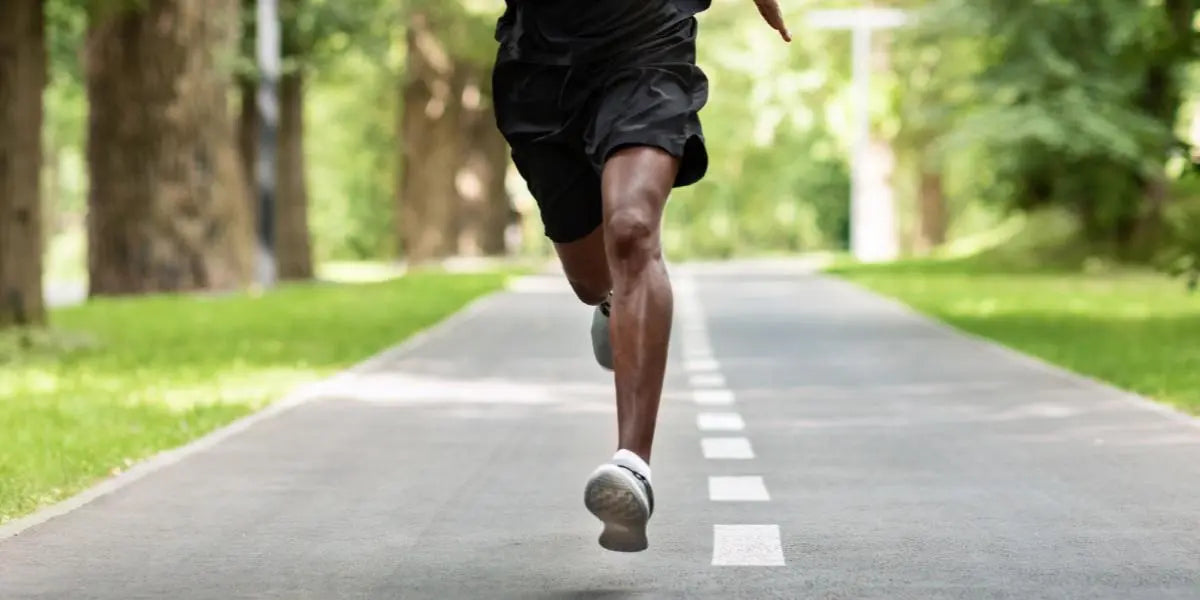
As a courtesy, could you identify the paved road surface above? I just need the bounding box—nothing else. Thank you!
[4,263,1199,599]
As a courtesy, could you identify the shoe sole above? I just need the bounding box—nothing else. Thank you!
[584,465,649,552]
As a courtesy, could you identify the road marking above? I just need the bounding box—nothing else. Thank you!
[709,476,770,501]
[690,373,726,388]
[684,357,720,373]
[697,412,745,431]
[693,389,735,406]
[712,524,785,566]
[702,437,755,459]
[683,345,714,360]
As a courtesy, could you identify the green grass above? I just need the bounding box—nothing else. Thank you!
[0,271,511,524]
[830,259,1200,414]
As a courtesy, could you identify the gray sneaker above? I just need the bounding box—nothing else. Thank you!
[591,295,613,370]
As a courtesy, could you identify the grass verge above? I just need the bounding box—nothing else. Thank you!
[829,259,1200,415]
[0,270,511,524]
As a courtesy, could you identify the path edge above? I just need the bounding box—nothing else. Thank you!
[0,288,507,542]
[821,274,1200,430]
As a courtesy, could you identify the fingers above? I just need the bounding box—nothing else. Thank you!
[769,14,791,42]
[754,0,791,43]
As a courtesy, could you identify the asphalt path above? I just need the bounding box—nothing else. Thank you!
[3,262,1198,599]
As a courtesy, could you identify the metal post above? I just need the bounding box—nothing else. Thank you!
[807,8,908,263]
[850,24,871,262]
[255,0,280,288]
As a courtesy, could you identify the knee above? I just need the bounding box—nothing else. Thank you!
[605,189,663,264]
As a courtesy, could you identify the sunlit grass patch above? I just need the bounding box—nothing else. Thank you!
[0,271,510,524]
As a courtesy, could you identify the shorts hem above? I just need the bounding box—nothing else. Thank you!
[600,130,709,188]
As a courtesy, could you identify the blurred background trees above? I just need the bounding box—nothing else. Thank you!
[4,0,1200,330]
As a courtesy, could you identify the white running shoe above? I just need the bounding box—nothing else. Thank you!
[583,456,654,552]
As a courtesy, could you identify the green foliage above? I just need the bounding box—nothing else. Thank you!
[46,0,1200,268]
[1158,175,1200,290]
[401,0,500,69]
[307,43,399,261]
[0,271,510,523]
[909,0,1197,248]
[663,1,854,259]
[237,0,397,79]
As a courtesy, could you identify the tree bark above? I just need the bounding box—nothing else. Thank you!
[276,70,314,279]
[398,11,464,266]
[0,0,47,327]
[86,0,253,296]
[456,67,511,257]
[914,169,947,255]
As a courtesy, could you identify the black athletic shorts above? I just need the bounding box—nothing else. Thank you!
[492,0,710,244]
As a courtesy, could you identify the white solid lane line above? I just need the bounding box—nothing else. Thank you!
[708,476,770,502]
[701,437,755,459]
[712,524,786,566]
[696,412,745,432]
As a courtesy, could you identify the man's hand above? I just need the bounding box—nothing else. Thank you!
[753,0,791,42]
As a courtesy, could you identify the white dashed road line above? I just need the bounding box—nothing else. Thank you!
[692,389,735,406]
[689,372,727,388]
[709,476,770,502]
[711,525,786,566]
[701,437,755,459]
[678,273,784,567]
[696,412,745,432]
[683,357,721,373]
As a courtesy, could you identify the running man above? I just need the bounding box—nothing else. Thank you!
[491,0,790,552]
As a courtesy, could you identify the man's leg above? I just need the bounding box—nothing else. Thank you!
[552,226,610,306]
[601,146,679,464]
[548,225,619,370]
[580,145,679,553]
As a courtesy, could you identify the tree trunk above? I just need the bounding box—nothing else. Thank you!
[914,169,947,255]
[1130,174,1169,256]
[456,68,511,257]
[398,11,464,266]
[86,0,253,296]
[276,70,314,279]
[0,0,47,327]
[236,0,257,223]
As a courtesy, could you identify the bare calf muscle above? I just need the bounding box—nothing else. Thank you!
[602,147,679,464]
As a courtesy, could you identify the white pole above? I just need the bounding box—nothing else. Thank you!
[256,0,280,288]
[807,8,908,263]
[851,24,871,262]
